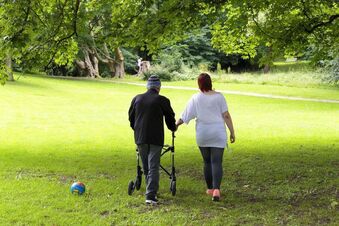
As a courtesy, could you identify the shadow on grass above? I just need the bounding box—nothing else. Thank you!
[1,144,338,224]
[5,78,49,90]
[1,144,337,186]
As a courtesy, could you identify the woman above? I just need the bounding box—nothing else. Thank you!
[176,73,235,201]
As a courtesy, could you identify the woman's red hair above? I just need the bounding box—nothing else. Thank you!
[198,73,212,92]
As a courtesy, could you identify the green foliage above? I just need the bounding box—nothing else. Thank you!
[176,28,220,68]
[0,64,8,85]
[141,60,336,87]
[143,35,219,81]
[156,46,184,73]
[142,65,175,81]
[319,57,339,85]
[153,27,260,75]
[211,5,259,59]
[0,0,337,75]
[143,46,188,81]
[211,0,339,67]
[110,0,208,53]
[216,62,222,75]
[54,39,79,67]
[0,0,129,76]
[142,64,199,82]
[307,34,339,79]
[0,0,80,71]
[121,48,139,75]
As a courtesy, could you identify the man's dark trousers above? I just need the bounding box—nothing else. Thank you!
[138,144,162,199]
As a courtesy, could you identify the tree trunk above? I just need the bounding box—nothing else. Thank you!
[263,64,270,74]
[75,46,125,78]
[138,61,151,75]
[90,52,100,77]
[263,46,272,74]
[77,47,101,78]
[6,53,14,81]
[103,44,115,77]
[114,47,125,78]
[84,50,96,78]
[75,60,86,77]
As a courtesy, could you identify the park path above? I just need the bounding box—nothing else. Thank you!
[113,81,339,104]
[50,76,339,104]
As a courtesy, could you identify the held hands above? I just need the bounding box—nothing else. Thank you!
[175,119,184,131]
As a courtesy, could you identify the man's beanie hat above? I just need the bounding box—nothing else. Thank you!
[147,75,161,89]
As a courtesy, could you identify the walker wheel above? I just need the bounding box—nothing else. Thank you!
[128,180,135,195]
[135,176,142,190]
[170,180,176,196]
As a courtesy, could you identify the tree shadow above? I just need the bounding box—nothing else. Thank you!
[1,143,337,224]
[5,78,48,90]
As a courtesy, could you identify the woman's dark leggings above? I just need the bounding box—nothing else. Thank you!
[199,147,224,189]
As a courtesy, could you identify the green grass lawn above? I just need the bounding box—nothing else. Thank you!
[123,76,339,101]
[0,75,338,225]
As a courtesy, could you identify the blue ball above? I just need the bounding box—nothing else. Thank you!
[70,182,86,195]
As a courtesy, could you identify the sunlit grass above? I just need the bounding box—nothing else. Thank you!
[122,74,339,100]
[0,75,338,225]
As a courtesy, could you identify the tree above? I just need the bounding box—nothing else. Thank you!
[1,0,337,82]
[210,0,339,72]
[72,1,126,78]
[110,0,338,72]
[109,0,213,53]
[0,0,81,80]
[0,0,127,81]
[0,0,33,81]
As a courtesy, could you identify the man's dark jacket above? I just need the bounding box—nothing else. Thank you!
[128,89,176,146]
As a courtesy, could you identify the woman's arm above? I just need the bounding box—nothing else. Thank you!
[176,96,196,130]
[223,111,235,143]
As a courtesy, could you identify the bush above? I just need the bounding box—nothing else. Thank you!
[142,65,174,81]
[156,46,184,73]
[121,48,139,75]
[142,63,201,81]
[320,57,339,85]
[0,64,8,85]
[173,65,200,81]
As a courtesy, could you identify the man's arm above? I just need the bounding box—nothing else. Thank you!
[128,97,136,130]
[162,98,176,132]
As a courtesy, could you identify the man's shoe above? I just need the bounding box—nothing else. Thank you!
[206,189,214,196]
[145,197,158,205]
[212,189,220,202]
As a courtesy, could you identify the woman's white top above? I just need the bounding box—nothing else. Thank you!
[181,92,228,148]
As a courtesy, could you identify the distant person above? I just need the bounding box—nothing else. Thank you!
[176,73,235,201]
[128,75,176,204]
[137,58,143,75]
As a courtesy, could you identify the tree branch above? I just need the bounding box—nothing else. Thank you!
[45,0,81,68]
[301,0,311,21]
[45,32,77,68]
[304,14,339,33]
[30,8,47,28]
[73,0,81,37]
[248,4,275,40]
[10,0,32,42]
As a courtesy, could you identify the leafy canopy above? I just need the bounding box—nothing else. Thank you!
[0,0,338,81]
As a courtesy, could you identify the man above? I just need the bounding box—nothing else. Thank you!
[137,58,142,75]
[128,75,176,204]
